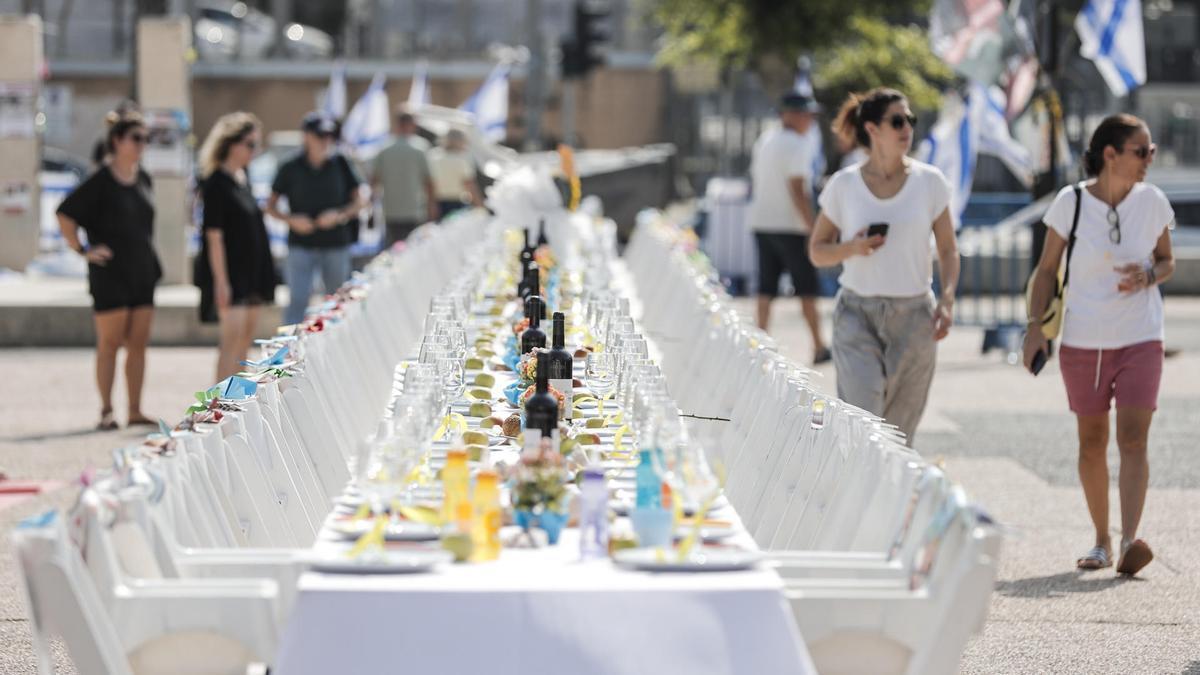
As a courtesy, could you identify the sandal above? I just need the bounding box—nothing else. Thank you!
[96,410,119,431]
[1116,539,1153,576]
[126,414,157,426]
[1076,546,1112,570]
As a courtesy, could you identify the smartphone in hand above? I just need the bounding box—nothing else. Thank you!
[867,223,890,238]
[1030,348,1047,375]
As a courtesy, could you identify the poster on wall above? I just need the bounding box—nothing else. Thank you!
[0,82,37,138]
[141,108,192,177]
[2,180,33,216]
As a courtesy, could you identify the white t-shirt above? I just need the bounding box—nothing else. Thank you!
[428,148,476,201]
[817,160,953,297]
[1045,181,1174,349]
[747,126,814,234]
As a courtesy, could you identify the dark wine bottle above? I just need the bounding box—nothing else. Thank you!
[546,311,574,417]
[524,353,560,445]
[520,227,535,267]
[517,261,537,300]
[520,296,547,354]
[536,217,548,247]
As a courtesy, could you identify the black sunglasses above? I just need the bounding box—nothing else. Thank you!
[887,113,918,130]
[1121,144,1156,160]
[128,133,148,144]
[241,138,259,151]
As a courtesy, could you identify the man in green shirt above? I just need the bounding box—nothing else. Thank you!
[370,110,437,249]
[267,111,367,325]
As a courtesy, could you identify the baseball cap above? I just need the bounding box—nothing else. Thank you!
[780,93,821,113]
[301,111,339,136]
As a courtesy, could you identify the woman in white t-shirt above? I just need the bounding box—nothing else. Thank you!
[809,88,960,446]
[1024,114,1176,576]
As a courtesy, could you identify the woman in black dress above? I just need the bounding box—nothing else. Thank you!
[195,112,277,379]
[57,109,161,430]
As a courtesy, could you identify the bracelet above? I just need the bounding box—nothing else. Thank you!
[1146,266,1157,287]
[74,243,89,256]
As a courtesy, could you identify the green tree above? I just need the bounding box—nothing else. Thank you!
[653,0,934,94]
[813,16,954,117]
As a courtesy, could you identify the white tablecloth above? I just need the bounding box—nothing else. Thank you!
[274,523,814,675]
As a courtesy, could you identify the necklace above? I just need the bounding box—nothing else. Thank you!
[1105,181,1121,244]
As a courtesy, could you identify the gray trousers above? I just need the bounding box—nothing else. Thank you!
[832,288,937,446]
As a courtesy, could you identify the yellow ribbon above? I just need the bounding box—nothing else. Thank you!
[613,424,629,453]
[433,413,467,441]
[347,514,388,559]
[398,504,442,526]
[675,464,728,562]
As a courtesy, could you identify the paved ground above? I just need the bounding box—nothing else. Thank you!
[746,294,1200,674]
[2,297,1198,673]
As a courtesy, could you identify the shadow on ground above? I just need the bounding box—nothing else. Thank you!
[996,571,1144,598]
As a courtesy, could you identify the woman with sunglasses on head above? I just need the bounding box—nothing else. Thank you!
[57,108,161,430]
[1024,114,1174,576]
[808,87,960,446]
[195,112,278,380]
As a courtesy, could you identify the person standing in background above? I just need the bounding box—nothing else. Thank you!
[57,108,161,430]
[428,129,482,219]
[195,112,277,380]
[267,111,366,326]
[747,92,830,364]
[370,109,437,248]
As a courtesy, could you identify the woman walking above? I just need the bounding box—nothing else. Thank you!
[195,112,277,380]
[57,108,161,430]
[808,88,960,445]
[1024,114,1174,576]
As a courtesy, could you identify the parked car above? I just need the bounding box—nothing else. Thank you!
[194,1,333,61]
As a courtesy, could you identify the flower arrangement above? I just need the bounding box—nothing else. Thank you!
[517,349,541,383]
[512,317,530,337]
[534,244,557,270]
[512,437,567,514]
[522,383,566,416]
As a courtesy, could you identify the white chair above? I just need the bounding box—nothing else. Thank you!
[15,507,277,675]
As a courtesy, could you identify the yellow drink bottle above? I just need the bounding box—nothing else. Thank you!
[471,470,502,561]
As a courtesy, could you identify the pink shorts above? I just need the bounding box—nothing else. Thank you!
[1059,340,1163,415]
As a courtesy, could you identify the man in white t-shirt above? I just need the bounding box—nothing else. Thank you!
[428,129,482,220]
[747,92,830,363]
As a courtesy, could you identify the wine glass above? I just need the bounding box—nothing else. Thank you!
[585,351,616,406]
[356,419,405,561]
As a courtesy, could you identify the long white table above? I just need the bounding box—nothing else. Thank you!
[276,521,813,674]
[273,232,815,674]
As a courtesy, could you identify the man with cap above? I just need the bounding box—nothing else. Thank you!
[747,92,830,364]
[267,111,367,325]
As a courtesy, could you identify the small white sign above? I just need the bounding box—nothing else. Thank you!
[2,180,33,216]
[0,82,37,139]
[141,108,192,177]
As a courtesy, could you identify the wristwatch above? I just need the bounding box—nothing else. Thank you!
[74,243,89,256]
[1146,266,1157,287]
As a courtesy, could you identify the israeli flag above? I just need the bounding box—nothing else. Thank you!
[342,73,391,160]
[1076,0,1146,97]
[322,61,347,119]
[918,88,981,226]
[975,84,1033,188]
[460,63,510,144]
[408,60,431,108]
